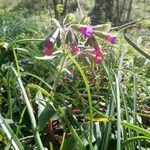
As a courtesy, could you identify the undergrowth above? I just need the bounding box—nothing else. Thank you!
[0,9,150,150]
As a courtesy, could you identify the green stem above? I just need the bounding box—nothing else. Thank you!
[22,72,53,90]
[115,74,121,150]
[16,107,27,136]
[50,56,67,95]
[60,132,66,150]
[124,34,150,60]
[12,67,44,150]
[13,49,20,76]
[133,76,137,125]
[50,142,53,150]
[7,71,12,119]
[116,49,124,150]
[101,62,116,150]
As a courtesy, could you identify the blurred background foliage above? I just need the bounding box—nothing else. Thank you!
[0,0,150,149]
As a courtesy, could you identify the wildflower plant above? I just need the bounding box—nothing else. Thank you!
[40,14,116,65]
[33,14,117,149]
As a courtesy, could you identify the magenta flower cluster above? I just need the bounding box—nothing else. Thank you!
[42,24,116,64]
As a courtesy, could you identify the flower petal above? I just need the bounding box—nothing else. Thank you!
[71,41,80,55]
[95,56,103,64]
[43,47,53,56]
[80,25,93,38]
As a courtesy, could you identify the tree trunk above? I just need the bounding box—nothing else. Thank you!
[126,0,133,22]
[106,0,113,22]
[89,0,113,25]
[116,0,121,23]
[89,0,130,25]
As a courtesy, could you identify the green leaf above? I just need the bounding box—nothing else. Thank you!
[122,136,150,149]
[93,24,111,32]
[0,128,8,144]
[63,13,76,26]
[124,34,150,60]
[56,31,61,48]
[27,83,51,97]
[35,91,55,130]
[37,100,55,131]
[82,122,101,147]
[62,134,77,150]
[80,16,91,25]
[61,122,101,150]
[93,31,106,39]
[122,121,150,137]
[0,114,24,150]
[35,55,57,60]
[65,30,72,45]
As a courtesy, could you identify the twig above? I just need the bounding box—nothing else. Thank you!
[111,16,150,31]
[123,34,150,60]
[19,133,47,142]
[77,0,83,17]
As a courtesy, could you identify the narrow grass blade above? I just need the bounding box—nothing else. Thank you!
[115,74,121,150]
[60,133,66,150]
[23,72,53,90]
[27,83,51,97]
[12,67,44,150]
[0,114,24,150]
[124,34,150,60]
[121,121,150,137]
[122,136,150,149]
[101,62,116,150]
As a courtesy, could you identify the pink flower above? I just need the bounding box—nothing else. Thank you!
[43,47,53,56]
[106,34,116,44]
[93,49,104,56]
[71,41,80,55]
[92,49,104,64]
[43,37,54,56]
[95,56,103,64]
[80,25,93,38]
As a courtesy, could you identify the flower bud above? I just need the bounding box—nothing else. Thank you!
[71,41,80,55]
[43,37,54,56]
[106,34,117,44]
[92,49,104,64]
